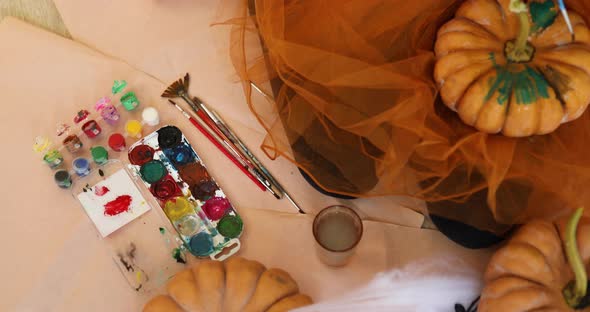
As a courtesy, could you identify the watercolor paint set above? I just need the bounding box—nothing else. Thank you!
[71,160,186,292]
[128,125,243,261]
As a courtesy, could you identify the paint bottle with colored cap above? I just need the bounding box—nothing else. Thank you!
[33,136,64,169]
[108,133,126,152]
[91,146,109,165]
[95,97,120,125]
[72,157,91,177]
[82,120,102,138]
[125,120,143,139]
[63,134,83,153]
[142,107,160,126]
[54,169,72,189]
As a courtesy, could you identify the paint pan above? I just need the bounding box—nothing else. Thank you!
[128,125,243,260]
[108,133,126,152]
[189,232,214,257]
[217,215,243,239]
[150,175,182,201]
[163,197,195,221]
[95,97,120,125]
[139,160,166,183]
[73,157,91,177]
[125,120,143,139]
[142,107,160,126]
[121,92,139,111]
[157,126,182,149]
[91,146,109,165]
[163,144,196,166]
[128,144,155,166]
[54,169,72,189]
[63,134,83,153]
[202,197,232,221]
[82,120,102,138]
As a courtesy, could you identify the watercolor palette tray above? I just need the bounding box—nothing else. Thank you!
[71,160,186,292]
[128,125,242,260]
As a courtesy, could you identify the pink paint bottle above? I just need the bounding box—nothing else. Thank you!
[95,97,120,125]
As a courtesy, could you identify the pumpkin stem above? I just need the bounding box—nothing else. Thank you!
[563,207,588,308]
[506,1,535,62]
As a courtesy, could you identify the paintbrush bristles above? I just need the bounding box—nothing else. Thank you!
[161,73,191,98]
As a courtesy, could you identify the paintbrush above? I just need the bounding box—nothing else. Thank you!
[167,99,269,193]
[163,74,304,213]
[207,109,304,213]
[557,0,576,41]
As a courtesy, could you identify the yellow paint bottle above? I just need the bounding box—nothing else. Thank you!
[125,120,143,139]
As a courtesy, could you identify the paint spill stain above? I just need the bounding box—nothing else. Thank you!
[159,227,166,234]
[104,195,132,216]
[94,186,110,196]
[172,247,187,264]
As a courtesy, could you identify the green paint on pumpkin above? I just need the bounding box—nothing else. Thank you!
[530,0,558,32]
[485,53,551,105]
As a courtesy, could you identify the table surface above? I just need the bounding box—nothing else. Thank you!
[0,1,492,310]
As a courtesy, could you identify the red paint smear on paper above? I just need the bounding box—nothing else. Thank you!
[94,186,110,196]
[104,195,132,216]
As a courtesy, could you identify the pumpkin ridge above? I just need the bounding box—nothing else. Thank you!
[449,16,503,41]
[435,50,500,83]
[535,57,590,83]
[533,65,567,109]
[453,67,497,113]
[483,276,549,299]
[487,241,557,288]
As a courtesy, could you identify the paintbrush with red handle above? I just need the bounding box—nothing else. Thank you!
[168,100,266,192]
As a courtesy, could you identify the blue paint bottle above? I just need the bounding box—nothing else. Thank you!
[72,157,91,177]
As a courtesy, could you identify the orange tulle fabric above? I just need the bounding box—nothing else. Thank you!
[217,0,590,232]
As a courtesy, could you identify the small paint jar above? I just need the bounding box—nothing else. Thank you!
[90,146,109,165]
[33,136,51,153]
[120,91,139,111]
[128,144,155,166]
[82,120,102,138]
[142,107,160,126]
[95,97,120,125]
[63,134,83,153]
[73,110,90,124]
[72,157,91,177]
[54,170,72,189]
[43,150,64,169]
[125,120,142,139]
[108,133,126,152]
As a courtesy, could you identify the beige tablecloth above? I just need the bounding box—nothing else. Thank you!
[0,2,493,310]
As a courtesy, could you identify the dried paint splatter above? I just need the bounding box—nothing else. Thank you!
[94,186,110,196]
[172,247,187,264]
[104,195,132,216]
[159,227,166,234]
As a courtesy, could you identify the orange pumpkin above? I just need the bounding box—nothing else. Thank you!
[434,0,590,137]
[143,257,312,312]
[479,209,590,311]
